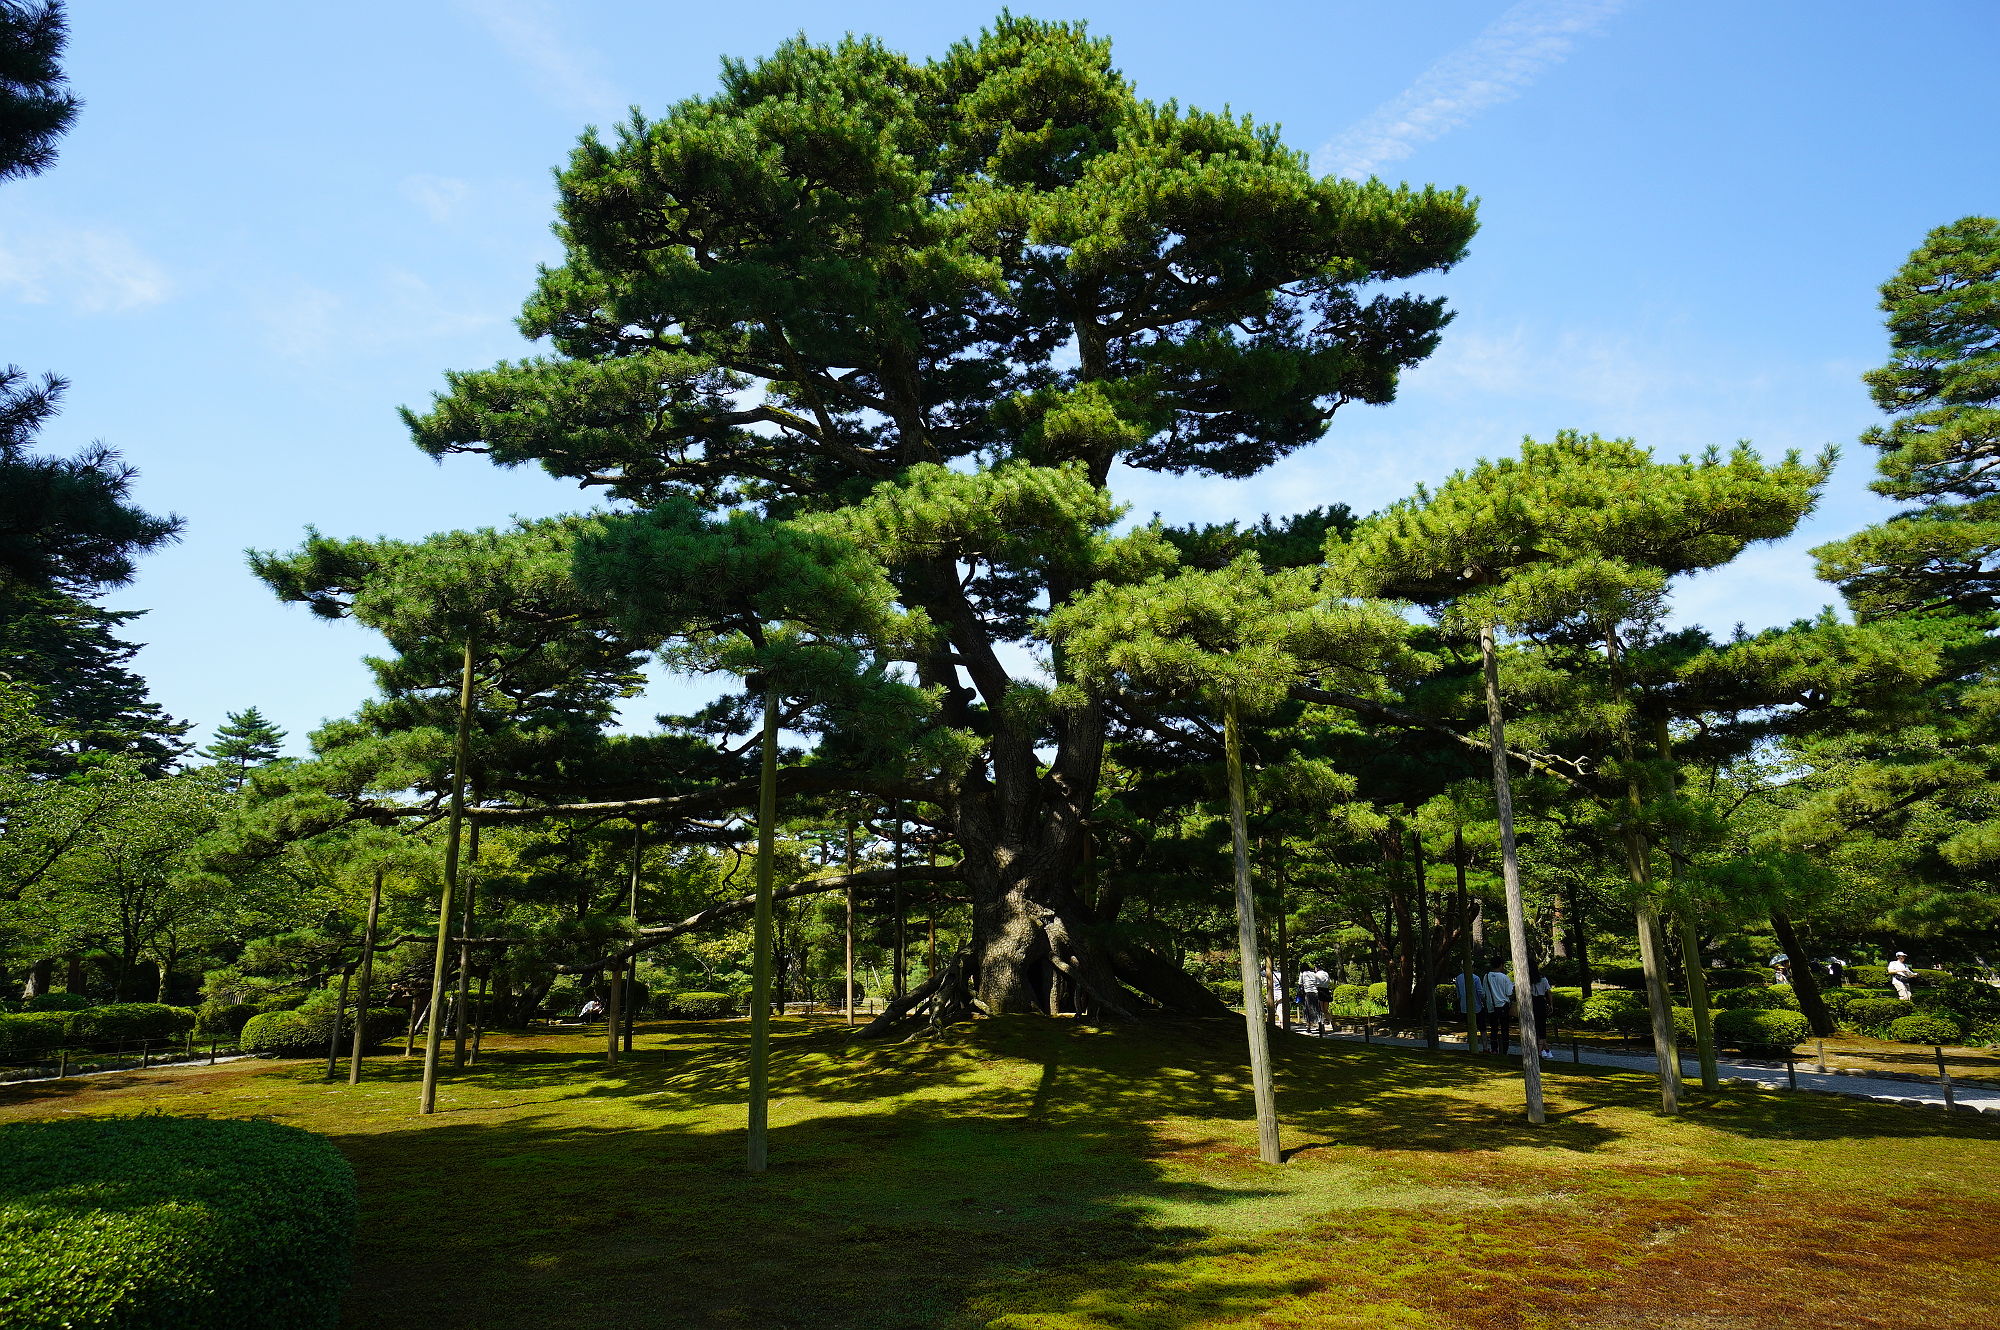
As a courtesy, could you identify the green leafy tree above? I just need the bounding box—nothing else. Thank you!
[398,16,1476,1016]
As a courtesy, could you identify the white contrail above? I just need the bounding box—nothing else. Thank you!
[1317,0,1628,180]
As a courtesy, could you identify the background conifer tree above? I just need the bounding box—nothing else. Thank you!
[199,707,288,789]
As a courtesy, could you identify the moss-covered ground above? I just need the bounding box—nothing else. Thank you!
[1,1016,1996,1329]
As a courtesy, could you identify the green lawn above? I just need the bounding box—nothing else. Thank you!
[2,1016,1996,1329]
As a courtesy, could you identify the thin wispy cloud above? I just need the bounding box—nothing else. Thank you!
[456,0,625,121]
[0,223,171,313]
[1317,0,1628,180]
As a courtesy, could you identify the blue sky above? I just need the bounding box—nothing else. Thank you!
[14,1,1998,753]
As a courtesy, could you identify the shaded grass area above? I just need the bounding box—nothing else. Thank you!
[1,1016,1997,1329]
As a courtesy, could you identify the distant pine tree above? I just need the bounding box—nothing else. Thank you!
[199,707,286,788]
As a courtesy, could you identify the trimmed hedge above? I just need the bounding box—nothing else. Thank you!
[65,1004,196,1045]
[1579,989,1650,1034]
[1703,969,1767,990]
[1886,1013,1964,1045]
[1594,963,1647,991]
[1713,1007,1809,1054]
[1331,983,1366,1009]
[22,993,94,1013]
[659,991,739,1019]
[240,1007,404,1056]
[196,1002,256,1038]
[1845,998,1911,1034]
[1918,978,2000,1026]
[1365,981,1389,1007]
[1711,985,1800,1012]
[1547,986,1584,1023]
[1846,965,1889,987]
[0,1013,69,1059]
[0,1115,355,1328]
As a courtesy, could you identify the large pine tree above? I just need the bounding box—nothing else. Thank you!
[397,18,1478,1016]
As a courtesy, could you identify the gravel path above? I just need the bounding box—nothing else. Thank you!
[1295,1025,2000,1114]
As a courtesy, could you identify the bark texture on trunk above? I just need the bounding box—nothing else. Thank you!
[1771,911,1834,1036]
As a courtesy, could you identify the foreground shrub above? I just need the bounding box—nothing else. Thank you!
[660,991,738,1019]
[0,1116,355,1329]
[1886,1013,1964,1045]
[0,1013,69,1059]
[1579,989,1650,1034]
[1711,985,1800,1012]
[64,1004,196,1045]
[1844,998,1911,1034]
[1917,978,2000,1027]
[1713,1008,1809,1054]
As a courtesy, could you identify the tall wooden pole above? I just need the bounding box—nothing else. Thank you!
[843,820,856,1026]
[453,821,480,1068]
[1224,699,1282,1165]
[746,685,780,1173]
[420,635,476,1115]
[625,823,640,1055]
[1455,825,1477,1048]
[348,864,384,1085]
[1480,622,1545,1124]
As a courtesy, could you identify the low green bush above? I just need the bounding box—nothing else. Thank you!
[1711,985,1800,1012]
[1713,1007,1809,1054]
[1703,969,1767,990]
[660,991,739,1019]
[1579,989,1650,1034]
[1845,965,1889,987]
[1331,983,1366,1008]
[1209,978,1242,1005]
[1917,978,2000,1027]
[1365,981,1389,1007]
[1885,1013,1964,1045]
[0,1115,355,1329]
[0,1013,69,1059]
[1819,986,1866,1011]
[1547,986,1584,1024]
[1671,1006,1698,1041]
[1594,963,1647,990]
[1844,998,1911,1034]
[21,992,94,1013]
[239,1006,403,1056]
[195,1002,256,1038]
[64,1003,196,1045]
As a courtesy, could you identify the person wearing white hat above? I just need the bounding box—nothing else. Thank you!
[1887,951,1916,1001]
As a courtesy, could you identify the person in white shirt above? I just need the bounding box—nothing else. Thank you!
[1298,963,1331,1034]
[1480,960,1515,1054]
[1527,960,1554,1061]
[1887,951,1917,1001]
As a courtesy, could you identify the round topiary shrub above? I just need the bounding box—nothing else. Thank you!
[1819,986,1863,1011]
[63,1004,196,1045]
[1332,983,1366,1009]
[1886,1012,1964,1045]
[1547,986,1584,1024]
[238,1010,311,1055]
[1671,1006,1698,1041]
[1703,969,1767,990]
[661,991,739,1019]
[1711,985,1801,1012]
[1365,981,1389,1007]
[195,1002,256,1038]
[1844,998,1910,1034]
[1845,965,1890,987]
[1713,1007,1809,1054]
[1580,989,1650,1034]
[0,1115,356,1329]
[21,993,94,1013]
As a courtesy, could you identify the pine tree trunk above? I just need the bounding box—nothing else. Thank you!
[348,865,383,1085]
[326,964,353,1080]
[420,635,476,1116]
[844,820,857,1026]
[453,824,480,1069]
[1455,829,1477,1048]
[1479,622,1545,1124]
[1225,700,1282,1165]
[1771,911,1834,1036]
[746,685,780,1174]
[1678,912,1719,1091]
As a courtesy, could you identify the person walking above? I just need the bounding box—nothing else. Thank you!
[1298,962,1330,1034]
[1454,963,1490,1051]
[1480,959,1515,1055]
[1888,951,1917,1001]
[1527,960,1553,1062]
